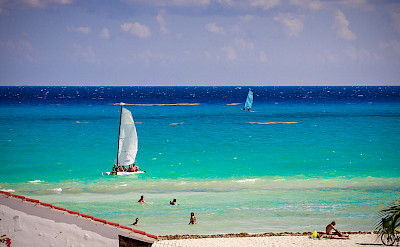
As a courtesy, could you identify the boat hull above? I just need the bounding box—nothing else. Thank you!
[103,171,145,176]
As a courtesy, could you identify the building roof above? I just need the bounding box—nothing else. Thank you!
[0,191,158,243]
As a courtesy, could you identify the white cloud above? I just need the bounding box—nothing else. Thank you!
[333,10,356,40]
[157,10,168,34]
[259,51,267,62]
[222,46,236,60]
[0,39,35,62]
[67,26,91,35]
[251,0,280,10]
[346,47,371,61]
[323,50,339,63]
[13,0,73,8]
[72,44,99,64]
[0,0,6,14]
[121,22,151,38]
[391,11,400,33]
[128,0,210,8]
[205,23,225,35]
[274,14,304,37]
[391,40,400,55]
[135,49,172,65]
[99,28,110,39]
[217,0,234,6]
[378,40,400,55]
[289,0,322,11]
[235,38,254,50]
[240,15,254,22]
[335,0,374,11]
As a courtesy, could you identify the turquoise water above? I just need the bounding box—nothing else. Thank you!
[0,87,399,235]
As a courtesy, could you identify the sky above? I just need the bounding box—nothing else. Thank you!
[0,0,400,86]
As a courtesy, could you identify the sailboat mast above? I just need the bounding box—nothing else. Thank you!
[116,103,123,165]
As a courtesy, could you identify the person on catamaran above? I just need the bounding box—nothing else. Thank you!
[128,164,134,172]
[318,221,349,239]
[112,164,118,174]
[117,165,124,172]
[133,164,139,172]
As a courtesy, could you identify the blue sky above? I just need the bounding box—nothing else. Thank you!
[0,0,400,86]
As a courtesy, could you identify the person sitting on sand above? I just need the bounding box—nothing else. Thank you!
[319,221,349,239]
[132,218,139,225]
[170,199,177,205]
[138,195,147,204]
[189,212,196,225]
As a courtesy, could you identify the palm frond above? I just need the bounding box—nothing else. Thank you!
[375,199,400,237]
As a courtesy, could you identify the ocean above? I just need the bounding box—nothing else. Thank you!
[0,86,399,235]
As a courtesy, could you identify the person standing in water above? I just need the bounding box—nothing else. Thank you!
[132,218,139,225]
[138,195,147,204]
[188,212,196,225]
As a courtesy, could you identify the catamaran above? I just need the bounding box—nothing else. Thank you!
[243,89,253,111]
[104,103,145,176]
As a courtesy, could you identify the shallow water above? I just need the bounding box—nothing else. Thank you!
[0,86,399,235]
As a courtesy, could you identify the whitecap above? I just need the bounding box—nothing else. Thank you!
[0,189,15,192]
[119,184,128,187]
[52,188,62,192]
[29,180,43,183]
[234,179,256,183]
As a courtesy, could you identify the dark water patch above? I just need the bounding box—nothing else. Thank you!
[1,86,399,105]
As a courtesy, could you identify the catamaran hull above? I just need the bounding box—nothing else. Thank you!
[103,171,145,176]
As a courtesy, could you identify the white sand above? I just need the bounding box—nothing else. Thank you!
[155,234,381,247]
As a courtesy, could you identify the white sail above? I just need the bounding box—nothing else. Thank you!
[117,106,138,166]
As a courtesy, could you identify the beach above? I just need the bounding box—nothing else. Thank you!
[0,199,381,247]
[155,233,381,247]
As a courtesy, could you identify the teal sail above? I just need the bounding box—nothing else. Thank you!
[244,90,253,109]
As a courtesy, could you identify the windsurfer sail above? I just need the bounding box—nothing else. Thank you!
[243,89,253,111]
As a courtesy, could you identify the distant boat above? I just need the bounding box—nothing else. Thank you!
[243,89,253,111]
[104,103,145,176]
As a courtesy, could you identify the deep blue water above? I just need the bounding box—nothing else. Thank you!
[1,86,399,105]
